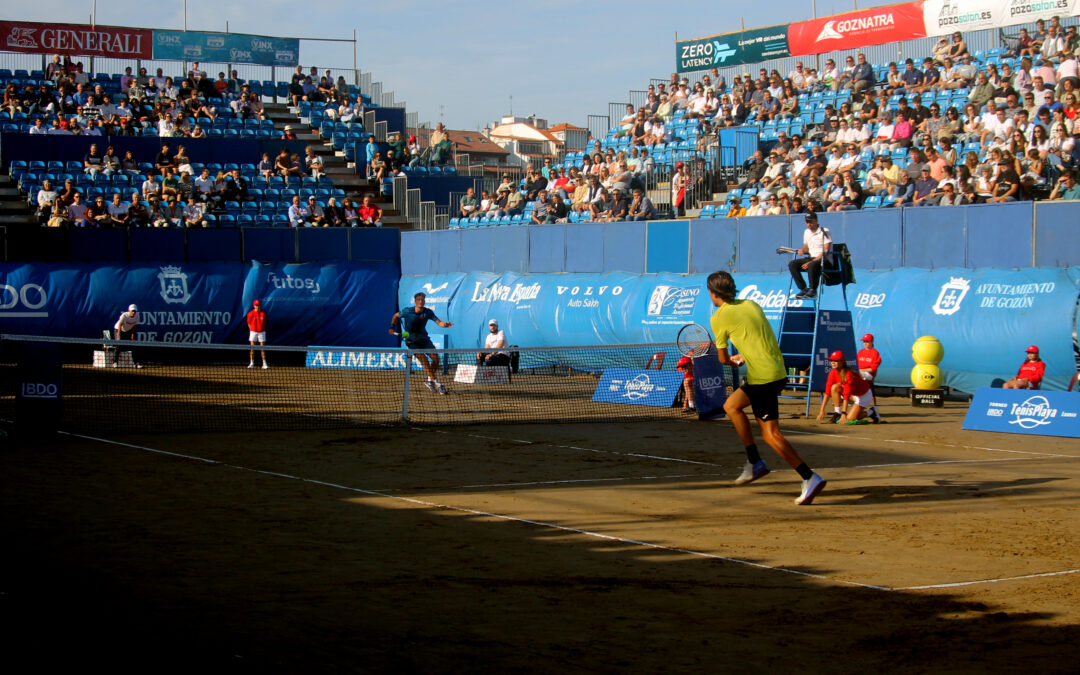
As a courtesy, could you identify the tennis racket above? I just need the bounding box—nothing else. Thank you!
[676,323,713,358]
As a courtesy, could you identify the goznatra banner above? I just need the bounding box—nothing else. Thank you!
[675,25,791,74]
[0,20,152,59]
[786,1,928,56]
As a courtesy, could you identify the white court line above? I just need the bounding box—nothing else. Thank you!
[59,431,1079,594]
[896,569,1080,590]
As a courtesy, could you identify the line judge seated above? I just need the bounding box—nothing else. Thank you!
[476,319,510,368]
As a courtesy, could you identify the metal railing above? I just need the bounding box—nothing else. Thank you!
[586,114,610,143]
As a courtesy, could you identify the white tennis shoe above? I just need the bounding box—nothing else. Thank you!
[734,460,770,485]
[795,473,827,505]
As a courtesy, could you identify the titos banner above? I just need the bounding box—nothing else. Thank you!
[676,25,791,74]
[400,267,1079,394]
[0,261,398,347]
[787,1,927,56]
[153,30,299,67]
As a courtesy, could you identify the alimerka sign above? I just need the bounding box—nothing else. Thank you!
[0,20,152,59]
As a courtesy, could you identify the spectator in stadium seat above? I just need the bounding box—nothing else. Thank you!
[1042,26,1065,61]
[605,189,629,222]
[107,192,130,227]
[358,194,382,226]
[1002,346,1045,389]
[851,53,874,95]
[306,196,327,227]
[287,195,308,228]
[912,167,939,206]
[459,187,478,219]
[127,191,149,228]
[305,147,324,180]
[1049,168,1080,199]
[35,180,57,224]
[83,143,104,177]
[627,188,656,221]
[281,124,297,141]
[82,195,109,228]
[991,160,1021,202]
[900,58,924,93]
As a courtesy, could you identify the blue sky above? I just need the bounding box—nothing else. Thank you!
[19,0,894,130]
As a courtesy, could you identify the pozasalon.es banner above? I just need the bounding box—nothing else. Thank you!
[922,0,1080,37]
[676,25,791,74]
[0,20,152,59]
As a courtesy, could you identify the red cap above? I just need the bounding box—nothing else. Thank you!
[828,350,845,361]
[408,135,416,142]
[676,356,692,368]
[676,161,684,168]
[253,299,260,306]
[1026,345,1039,353]
[861,333,874,342]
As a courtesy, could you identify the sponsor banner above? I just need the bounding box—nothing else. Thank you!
[152,30,299,66]
[691,350,729,420]
[811,310,859,392]
[0,261,398,347]
[1000,0,1080,27]
[0,20,151,59]
[454,364,510,385]
[676,25,791,74]
[787,1,927,56]
[306,348,422,370]
[923,0,1001,35]
[963,387,1080,438]
[592,368,683,407]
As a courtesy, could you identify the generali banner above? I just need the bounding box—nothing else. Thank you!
[787,1,927,56]
[0,20,152,59]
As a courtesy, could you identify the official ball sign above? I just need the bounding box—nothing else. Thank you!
[592,369,682,407]
[962,387,1080,438]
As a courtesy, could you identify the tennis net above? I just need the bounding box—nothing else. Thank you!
[0,335,737,435]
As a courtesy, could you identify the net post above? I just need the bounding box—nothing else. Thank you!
[401,349,411,421]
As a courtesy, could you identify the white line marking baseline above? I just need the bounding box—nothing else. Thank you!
[60,431,1078,594]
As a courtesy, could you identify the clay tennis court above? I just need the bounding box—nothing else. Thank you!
[1,390,1078,671]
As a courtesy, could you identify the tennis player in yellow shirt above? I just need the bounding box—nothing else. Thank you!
[707,270,827,505]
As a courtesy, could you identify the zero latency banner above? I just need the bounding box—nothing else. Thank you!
[676,25,791,74]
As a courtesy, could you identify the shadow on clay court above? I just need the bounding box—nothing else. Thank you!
[782,476,1069,506]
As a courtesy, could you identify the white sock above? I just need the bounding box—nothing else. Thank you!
[834,406,842,414]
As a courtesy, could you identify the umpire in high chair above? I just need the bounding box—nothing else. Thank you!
[788,211,832,300]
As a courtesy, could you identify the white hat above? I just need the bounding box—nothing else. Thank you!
[488,318,498,326]
[128,304,138,311]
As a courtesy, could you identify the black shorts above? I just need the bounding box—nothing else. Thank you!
[740,378,786,421]
[405,336,436,351]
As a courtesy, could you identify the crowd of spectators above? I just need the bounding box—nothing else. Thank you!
[1,56,365,141]
[610,16,1080,215]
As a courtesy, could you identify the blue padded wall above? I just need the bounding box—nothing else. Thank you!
[129,229,186,263]
[966,202,1033,268]
[459,228,495,272]
[400,231,431,274]
[565,224,604,273]
[736,215,793,273]
[70,228,126,262]
[839,209,903,270]
[646,220,689,274]
[188,229,242,262]
[430,229,461,274]
[298,228,349,262]
[903,206,966,268]
[689,219,738,273]
[244,228,296,262]
[529,224,565,272]
[603,221,646,272]
[1034,203,1080,267]
[349,228,399,262]
[493,227,530,273]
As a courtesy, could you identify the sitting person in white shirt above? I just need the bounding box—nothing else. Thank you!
[476,319,510,367]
